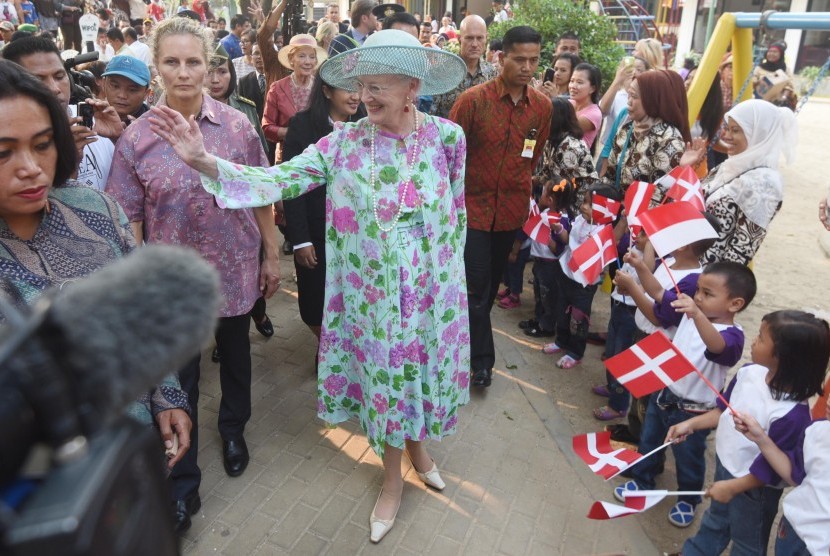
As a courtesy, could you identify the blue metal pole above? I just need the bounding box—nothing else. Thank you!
[734,11,830,30]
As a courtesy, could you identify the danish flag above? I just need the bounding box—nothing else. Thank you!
[567,225,616,286]
[587,491,667,520]
[657,166,705,210]
[637,201,719,258]
[572,432,643,480]
[523,210,562,245]
[529,197,540,218]
[591,194,622,225]
[624,181,655,235]
[605,331,697,398]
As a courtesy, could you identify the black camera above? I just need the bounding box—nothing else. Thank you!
[63,51,99,104]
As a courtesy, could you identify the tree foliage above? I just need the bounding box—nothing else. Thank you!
[489,0,625,93]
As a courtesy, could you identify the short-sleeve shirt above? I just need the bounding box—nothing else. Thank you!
[571,101,602,149]
[450,76,552,232]
[783,420,830,555]
[106,94,268,317]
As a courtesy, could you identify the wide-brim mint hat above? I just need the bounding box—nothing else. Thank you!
[319,29,466,96]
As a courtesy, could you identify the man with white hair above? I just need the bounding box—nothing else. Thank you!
[430,15,496,119]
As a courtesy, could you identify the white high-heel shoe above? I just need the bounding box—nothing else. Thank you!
[369,489,401,543]
[412,459,446,490]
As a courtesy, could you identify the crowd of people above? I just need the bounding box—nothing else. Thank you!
[0,0,828,553]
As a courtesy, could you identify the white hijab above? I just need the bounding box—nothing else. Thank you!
[716,99,798,184]
[705,99,798,228]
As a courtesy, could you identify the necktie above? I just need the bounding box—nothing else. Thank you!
[258,73,266,94]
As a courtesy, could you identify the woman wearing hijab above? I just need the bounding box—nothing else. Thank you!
[604,69,692,203]
[149,29,469,543]
[686,99,797,265]
[753,41,793,101]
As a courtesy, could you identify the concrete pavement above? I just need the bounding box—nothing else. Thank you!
[181,258,659,555]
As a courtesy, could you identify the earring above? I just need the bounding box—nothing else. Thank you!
[404,96,410,112]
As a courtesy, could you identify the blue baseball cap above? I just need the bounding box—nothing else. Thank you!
[103,55,151,87]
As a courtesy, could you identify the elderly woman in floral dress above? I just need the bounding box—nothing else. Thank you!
[149,30,470,543]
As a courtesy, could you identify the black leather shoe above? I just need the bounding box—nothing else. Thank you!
[518,318,538,330]
[472,368,492,387]
[173,494,201,534]
[211,346,220,363]
[254,315,274,337]
[523,326,556,338]
[222,437,249,477]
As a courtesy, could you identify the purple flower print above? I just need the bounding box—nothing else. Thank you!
[453,369,470,389]
[405,339,428,364]
[402,404,418,420]
[324,374,348,396]
[346,382,363,400]
[423,400,434,413]
[318,137,330,154]
[416,272,429,289]
[345,152,361,171]
[400,267,409,282]
[443,415,457,432]
[320,329,338,351]
[400,285,417,318]
[366,339,385,366]
[386,420,401,434]
[361,239,380,260]
[412,249,419,267]
[375,197,397,222]
[418,293,434,313]
[327,292,345,313]
[372,393,388,414]
[435,405,447,419]
[332,206,359,234]
[346,272,363,289]
[355,348,366,363]
[438,244,453,266]
[389,342,405,368]
[366,285,385,305]
[317,399,326,413]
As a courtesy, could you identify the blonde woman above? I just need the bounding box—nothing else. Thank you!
[315,20,338,52]
[106,16,278,533]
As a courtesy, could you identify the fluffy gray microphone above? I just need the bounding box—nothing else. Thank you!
[49,244,221,425]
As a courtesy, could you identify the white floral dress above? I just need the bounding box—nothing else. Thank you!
[200,116,470,458]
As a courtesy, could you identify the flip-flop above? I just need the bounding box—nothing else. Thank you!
[542,342,564,355]
[556,355,582,369]
[591,384,611,397]
[668,501,696,528]
[593,405,627,421]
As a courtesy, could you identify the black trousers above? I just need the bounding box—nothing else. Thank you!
[169,313,252,500]
[59,22,82,51]
[465,228,517,370]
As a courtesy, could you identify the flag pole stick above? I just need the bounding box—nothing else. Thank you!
[622,490,707,498]
[691,367,737,414]
[606,440,673,481]
[661,258,682,296]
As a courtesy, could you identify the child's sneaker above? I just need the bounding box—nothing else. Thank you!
[497,294,521,309]
[496,287,510,300]
[668,501,696,528]
[613,480,640,502]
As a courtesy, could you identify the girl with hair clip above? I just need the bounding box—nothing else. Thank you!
[542,181,622,369]
[536,96,597,215]
[667,310,830,555]
[521,175,575,338]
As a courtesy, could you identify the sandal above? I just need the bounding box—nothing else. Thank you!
[593,405,626,421]
[556,355,582,369]
[542,342,564,355]
[591,384,611,397]
[668,501,696,528]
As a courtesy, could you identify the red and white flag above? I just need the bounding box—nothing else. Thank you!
[572,432,643,480]
[529,197,540,218]
[605,331,698,398]
[567,225,616,286]
[587,491,667,520]
[637,201,718,258]
[658,166,705,210]
[624,181,655,235]
[523,210,562,245]
[592,194,621,225]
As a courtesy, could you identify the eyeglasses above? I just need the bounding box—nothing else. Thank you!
[355,80,394,97]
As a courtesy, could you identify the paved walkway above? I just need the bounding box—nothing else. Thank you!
[181,259,659,555]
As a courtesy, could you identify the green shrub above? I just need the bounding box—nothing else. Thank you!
[488,0,625,92]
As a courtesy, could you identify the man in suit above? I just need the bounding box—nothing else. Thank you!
[237,43,275,162]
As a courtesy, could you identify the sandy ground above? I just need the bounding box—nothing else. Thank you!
[489,99,830,554]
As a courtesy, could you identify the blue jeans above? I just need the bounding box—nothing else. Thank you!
[604,300,637,412]
[532,258,560,331]
[683,457,783,556]
[775,515,810,556]
[503,244,531,294]
[629,390,710,506]
[554,268,598,360]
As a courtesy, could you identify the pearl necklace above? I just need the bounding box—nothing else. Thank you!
[370,106,421,233]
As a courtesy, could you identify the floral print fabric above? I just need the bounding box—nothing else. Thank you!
[200,116,470,458]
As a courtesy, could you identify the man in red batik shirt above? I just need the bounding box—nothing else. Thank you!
[450,25,551,388]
